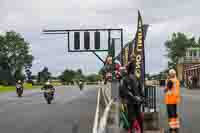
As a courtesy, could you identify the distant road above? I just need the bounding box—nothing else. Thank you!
[0,85,98,133]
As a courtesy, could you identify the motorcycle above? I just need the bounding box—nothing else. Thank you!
[43,88,54,104]
[16,84,23,97]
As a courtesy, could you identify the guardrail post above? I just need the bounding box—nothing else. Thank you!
[144,85,157,112]
[143,85,159,131]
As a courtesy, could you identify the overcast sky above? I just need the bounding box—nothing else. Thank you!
[0,0,200,76]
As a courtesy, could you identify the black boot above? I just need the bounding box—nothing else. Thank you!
[174,128,179,133]
[169,129,177,133]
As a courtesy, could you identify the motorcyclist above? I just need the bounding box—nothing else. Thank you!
[16,80,23,91]
[78,80,84,90]
[16,80,23,87]
[119,61,145,131]
[16,80,24,97]
[41,81,55,97]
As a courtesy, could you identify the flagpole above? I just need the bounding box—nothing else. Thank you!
[138,10,145,133]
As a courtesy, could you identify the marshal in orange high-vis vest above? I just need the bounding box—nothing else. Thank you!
[165,69,181,132]
[165,77,180,105]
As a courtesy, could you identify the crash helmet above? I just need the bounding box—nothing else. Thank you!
[169,69,176,76]
[45,81,50,85]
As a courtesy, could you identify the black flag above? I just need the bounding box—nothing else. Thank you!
[115,18,149,67]
[134,11,145,84]
[128,24,149,62]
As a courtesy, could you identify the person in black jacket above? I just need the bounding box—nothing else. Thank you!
[119,62,144,131]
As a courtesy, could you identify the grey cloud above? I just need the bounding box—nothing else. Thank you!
[1,0,200,75]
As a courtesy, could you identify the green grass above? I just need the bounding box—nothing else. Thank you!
[51,82,62,86]
[0,85,16,92]
[0,82,62,93]
[24,83,42,90]
[0,83,42,93]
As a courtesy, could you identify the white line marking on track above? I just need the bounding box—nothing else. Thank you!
[93,88,101,133]
[99,99,113,133]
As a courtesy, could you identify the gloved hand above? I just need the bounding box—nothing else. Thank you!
[164,88,169,93]
[135,96,142,103]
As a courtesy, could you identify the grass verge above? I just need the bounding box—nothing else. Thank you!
[0,83,42,93]
[0,82,62,93]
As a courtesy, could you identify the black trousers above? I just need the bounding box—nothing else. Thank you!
[127,103,143,129]
[167,104,177,118]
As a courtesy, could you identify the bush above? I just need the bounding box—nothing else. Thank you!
[0,80,9,86]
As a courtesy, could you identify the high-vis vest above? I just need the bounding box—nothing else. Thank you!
[165,77,180,105]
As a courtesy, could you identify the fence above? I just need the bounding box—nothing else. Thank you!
[93,84,158,132]
[144,85,157,112]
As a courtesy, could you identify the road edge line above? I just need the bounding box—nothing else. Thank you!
[98,99,114,133]
[93,87,101,133]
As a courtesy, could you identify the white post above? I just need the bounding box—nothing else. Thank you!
[197,50,200,58]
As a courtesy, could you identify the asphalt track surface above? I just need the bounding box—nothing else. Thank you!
[158,87,200,133]
[0,86,98,133]
[1,85,200,133]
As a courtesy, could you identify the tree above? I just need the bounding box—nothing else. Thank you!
[74,69,85,81]
[98,68,104,75]
[58,68,86,85]
[77,69,82,75]
[59,69,76,84]
[198,37,200,45]
[51,76,58,80]
[145,74,151,80]
[165,32,199,69]
[0,31,34,85]
[37,67,51,83]
[86,74,102,82]
[31,75,37,80]
[25,64,32,82]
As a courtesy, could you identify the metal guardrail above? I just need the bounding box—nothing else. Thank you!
[144,85,157,112]
[93,84,158,133]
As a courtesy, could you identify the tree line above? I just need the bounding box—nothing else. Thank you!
[0,31,102,86]
[165,32,200,69]
[1,31,197,85]
[148,32,200,80]
[34,67,102,85]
